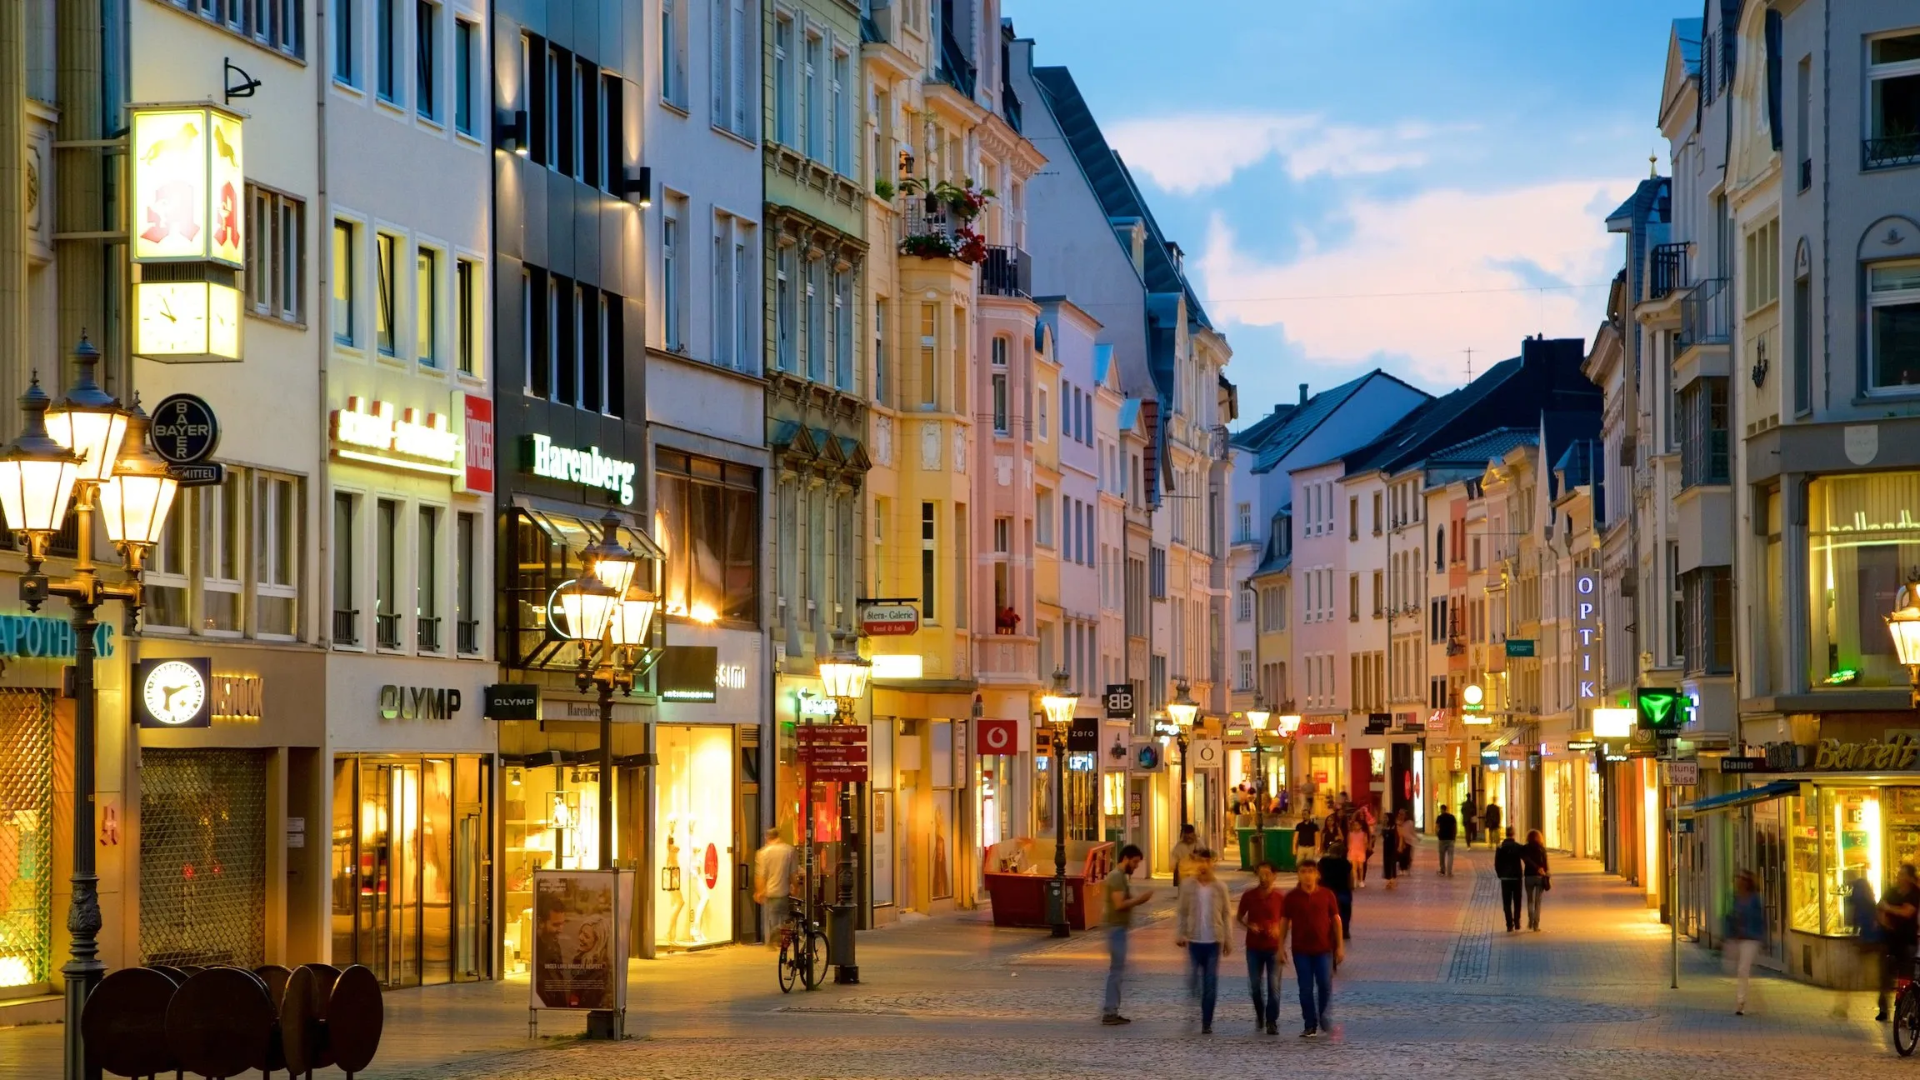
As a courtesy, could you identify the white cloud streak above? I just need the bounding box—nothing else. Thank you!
[1105,113,1449,194]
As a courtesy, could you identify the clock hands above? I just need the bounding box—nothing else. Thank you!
[160,296,177,323]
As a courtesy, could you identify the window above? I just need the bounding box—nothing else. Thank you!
[546,44,565,170]
[773,15,795,146]
[1682,566,1733,676]
[991,337,1008,433]
[1349,574,1360,622]
[735,229,753,372]
[711,0,753,137]
[455,257,478,375]
[662,196,685,350]
[1679,377,1729,487]
[1371,570,1383,618]
[602,72,624,191]
[415,0,439,120]
[1149,545,1167,600]
[806,257,826,382]
[655,450,760,623]
[526,36,548,166]
[415,247,439,366]
[1037,385,1048,439]
[376,0,397,101]
[200,473,244,633]
[332,220,356,345]
[1371,491,1382,533]
[834,270,854,391]
[776,246,796,371]
[1867,261,1920,392]
[334,0,355,80]
[417,507,441,651]
[803,30,824,162]
[1237,649,1253,691]
[1235,588,1251,624]
[1744,218,1779,313]
[374,232,397,356]
[246,186,304,324]
[831,48,852,175]
[455,512,479,653]
[1035,486,1054,548]
[1792,270,1810,412]
[660,0,685,108]
[454,19,476,134]
[1866,32,1920,170]
[256,474,298,637]
[375,499,400,647]
[920,502,937,624]
[1669,541,1685,665]
[175,0,303,59]
[874,298,890,406]
[333,493,358,645]
[1348,496,1358,541]
[918,302,937,407]
[1796,55,1811,188]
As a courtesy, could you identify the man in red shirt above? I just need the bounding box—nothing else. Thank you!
[1278,858,1345,1037]
[1236,862,1285,1034]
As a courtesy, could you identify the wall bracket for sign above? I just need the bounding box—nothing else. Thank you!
[223,58,261,103]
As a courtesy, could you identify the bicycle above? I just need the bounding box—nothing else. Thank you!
[1895,960,1919,1057]
[777,903,829,993]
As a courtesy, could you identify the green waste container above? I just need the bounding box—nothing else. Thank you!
[1264,828,1295,872]
[1235,827,1260,871]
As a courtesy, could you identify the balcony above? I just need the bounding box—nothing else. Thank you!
[979,245,1031,298]
[333,609,360,646]
[457,618,481,655]
[376,612,402,649]
[1647,242,1689,301]
[1864,134,1920,171]
[1678,277,1732,352]
[417,616,442,653]
[975,633,1038,686]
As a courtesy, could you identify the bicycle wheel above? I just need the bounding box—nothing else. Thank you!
[1896,987,1920,1057]
[801,929,830,989]
[777,936,799,994]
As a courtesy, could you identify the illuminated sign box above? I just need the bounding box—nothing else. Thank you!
[520,433,636,505]
[331,396,463,477]
[655,645,719,702]
[131,105,245,267]
[1592,707,1637,738]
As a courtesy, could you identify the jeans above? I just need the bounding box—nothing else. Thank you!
[1103,925,1129,1015]
[1732,937,1760,1008]
[1293,950,1333,1030]
[1246,947,1281,1026]
[1500,878,1523,929]
[1187,942,1221,1027]
[1438,840,1456,875]
[1335,890,1353,940]
[1524,877,1545,930]
[760,896,791,946]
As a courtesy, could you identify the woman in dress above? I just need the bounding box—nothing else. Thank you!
[1346,816,1371,888]
[1397,809,1418,878]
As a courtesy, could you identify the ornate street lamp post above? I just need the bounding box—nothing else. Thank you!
[1245,694,1271,832]
[1040,667,1080,938]
[1886,579,1920,707]
[817,630,872,982]
[0,337,179,1080]
[1167,679,1199,832]
[555,511,658,1038]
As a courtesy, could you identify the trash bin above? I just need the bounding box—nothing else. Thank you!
[1236,827,1260,871]
[1263,828,1295,872]
[827,903,858,969]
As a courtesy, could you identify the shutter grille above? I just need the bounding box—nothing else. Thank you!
[0,691,54,992]
[139,748,269,968]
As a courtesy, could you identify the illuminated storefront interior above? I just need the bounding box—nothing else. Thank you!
[654,725,736,949]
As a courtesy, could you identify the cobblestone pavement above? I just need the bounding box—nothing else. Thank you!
[2,844,1909,1078]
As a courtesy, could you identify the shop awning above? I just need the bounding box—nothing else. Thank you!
[1682,779,1799,817]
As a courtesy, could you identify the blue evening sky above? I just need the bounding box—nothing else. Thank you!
[1004,0,1689,417]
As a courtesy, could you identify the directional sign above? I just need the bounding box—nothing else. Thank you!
[806,763,869,782]
[798,745,869,763]
[1669,761,1700,786]
[860,603,920,636]
[798,725,867,743]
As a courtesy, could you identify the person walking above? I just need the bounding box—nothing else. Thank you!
[1175,849,1231,1034]
[1237,862,1286,1035]
[1171,823,1199,887]
[1726,869,1766,1015]
[1494,827,1525,932]
[1435,804,1458,876]
[1380,807,1400,890]
[1841,870,1881,1019]
[1100,844,1154,1025]
[1317,843,1356,941]
[1278,858,1345,1037]
[1397,809,1417,878]
[1461,795,1479,848]
[1879,863,1920,1023]
[752,827,797,948]
[1481,797,1502,844]
[1347,815,1371,888]
[1521,829,1550,931]
[1294,813,1320,862]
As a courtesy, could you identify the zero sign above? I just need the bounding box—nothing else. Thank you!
[977,718,1018,756]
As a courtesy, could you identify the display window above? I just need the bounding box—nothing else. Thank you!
[978,756,1014,850]
[1808,473,1920,688]
[1783,784,1920,935]
[655,725,736,948]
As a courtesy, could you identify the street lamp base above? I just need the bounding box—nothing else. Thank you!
[1049,923,1070,939]
[585,1009,626,1040]
[834,965,860,984]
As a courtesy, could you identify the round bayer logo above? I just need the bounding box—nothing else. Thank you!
[150,393,220,464]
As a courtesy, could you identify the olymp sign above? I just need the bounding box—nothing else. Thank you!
[379,685,463,721]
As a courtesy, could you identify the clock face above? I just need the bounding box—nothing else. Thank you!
[136,282,210,357]
[142,660,207,726]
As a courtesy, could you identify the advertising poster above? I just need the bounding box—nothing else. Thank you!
[870,791,893,906]
[531,870,632,1011]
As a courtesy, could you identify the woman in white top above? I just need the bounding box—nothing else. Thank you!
[1175,850,1232,1033]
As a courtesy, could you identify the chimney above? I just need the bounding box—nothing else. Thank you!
[1298,383,1309,405]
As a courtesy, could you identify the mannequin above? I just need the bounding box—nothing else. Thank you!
[663,817,686,944]
[682,813,710,943]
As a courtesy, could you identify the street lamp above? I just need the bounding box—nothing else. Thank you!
[555,510,658,1039]
[816,630,872,982]
[1887,579,1920,707]
[1167,678,1199,832]
[1245,694,1271,831]
[1040,667,1080,938]
[0,337,179,1080]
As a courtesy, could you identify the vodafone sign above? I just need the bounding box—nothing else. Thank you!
[977,718,1018,756]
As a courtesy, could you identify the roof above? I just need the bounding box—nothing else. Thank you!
[1093,343,1116,387]
[1339,337,1599,478]
[1117,398,1142,432]
[1674,17,1704,75]
[1422,428,1537,471]
[1246,371,1425,474]
[1554,437,1601,489]
[1230,403,1297,451]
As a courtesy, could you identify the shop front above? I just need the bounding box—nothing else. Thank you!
[130,640,328,976]
[1300,722,1345,820]
[326,655,495,988]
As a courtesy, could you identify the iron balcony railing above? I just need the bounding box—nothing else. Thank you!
[1864,134,1920,171]
[1647,242,1689,301]
[457,618,481,654]
[332,609,360,646]
[376,612,402,649]
[417,615,442,653]
[979,245,1030,298]
[1679,277,1732,352]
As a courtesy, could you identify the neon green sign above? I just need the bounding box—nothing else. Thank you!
[1636,687,1683,732]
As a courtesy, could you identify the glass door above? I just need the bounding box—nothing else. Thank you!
[452,756,490,981]
[357,760,422,988]
[421,759,453,986]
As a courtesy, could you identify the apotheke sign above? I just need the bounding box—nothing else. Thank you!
[521,433,636,505]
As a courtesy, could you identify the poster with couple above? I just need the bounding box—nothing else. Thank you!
[531,869,635,1012]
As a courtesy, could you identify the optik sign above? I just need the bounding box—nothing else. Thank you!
[1575,572,1600,704]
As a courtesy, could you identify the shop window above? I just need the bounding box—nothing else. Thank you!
[1808,473,1920,688]
[655,726,736,947]
[501,508,662,669]
[0,691,53,995]
[654,450,759,624]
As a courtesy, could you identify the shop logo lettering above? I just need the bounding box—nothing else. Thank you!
[521,433,636,505]
[0,614,114,659]
[379,684,463,721]
[1813,734,1920,771]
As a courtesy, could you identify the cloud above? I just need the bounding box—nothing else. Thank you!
[1105,113,1448,194]
[1194,179,1635,392]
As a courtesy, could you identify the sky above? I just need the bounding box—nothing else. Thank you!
[1003,0,1687,418]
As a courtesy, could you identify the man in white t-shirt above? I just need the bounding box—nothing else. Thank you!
[753,828,797,948]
